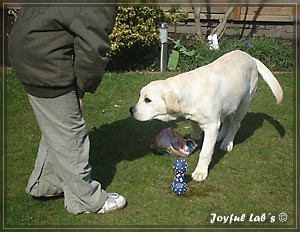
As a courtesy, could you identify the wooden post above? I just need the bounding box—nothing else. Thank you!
[232,6,241,21]
[192,6,203,41]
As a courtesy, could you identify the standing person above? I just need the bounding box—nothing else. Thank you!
[8,6,126,215]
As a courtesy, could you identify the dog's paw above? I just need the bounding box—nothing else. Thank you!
[192,170,208,182]
[220,140,233,152]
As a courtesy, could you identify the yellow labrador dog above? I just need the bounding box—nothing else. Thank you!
[130,50,283,182]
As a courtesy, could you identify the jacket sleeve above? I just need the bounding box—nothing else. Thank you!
[69,7,116,98]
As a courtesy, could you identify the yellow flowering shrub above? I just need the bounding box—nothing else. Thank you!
[109,7,164,55]
[109,6,187,56]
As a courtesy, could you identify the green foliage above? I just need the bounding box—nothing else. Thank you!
[167,50,179,71]
[107,7,188,71]
[164,6,188,25]
[167,39,195,71]
[168,36,293,72]
[109,7,165,56]
[223,37,293,71]
[109,7,188,57]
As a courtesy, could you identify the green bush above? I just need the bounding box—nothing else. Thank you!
[222,37,293,71]
[109,7,188,56]
[107,6,187,71]
[109,7,165,56]
[168,36,293,72]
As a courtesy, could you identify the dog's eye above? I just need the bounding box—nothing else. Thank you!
[144,97,152,103]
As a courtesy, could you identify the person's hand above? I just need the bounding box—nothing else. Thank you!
[78,98,83,111]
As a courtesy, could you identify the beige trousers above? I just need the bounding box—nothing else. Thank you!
[26,91,107,214]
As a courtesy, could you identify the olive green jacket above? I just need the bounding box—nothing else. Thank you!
[8,6,116,98]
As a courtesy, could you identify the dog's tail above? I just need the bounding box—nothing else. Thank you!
[253,58,283,104]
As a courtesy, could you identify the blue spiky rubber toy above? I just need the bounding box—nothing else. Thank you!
[171,158,188,194]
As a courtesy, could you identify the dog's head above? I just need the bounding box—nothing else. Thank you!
[130,80,181,122]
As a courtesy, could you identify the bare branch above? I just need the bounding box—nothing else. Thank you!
[211,6,235,39]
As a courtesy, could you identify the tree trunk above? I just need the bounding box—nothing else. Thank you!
[192,6,203,41]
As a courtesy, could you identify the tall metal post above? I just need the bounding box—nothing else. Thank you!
[159,22,168,72]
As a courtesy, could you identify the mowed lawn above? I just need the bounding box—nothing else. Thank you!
[5,71,294,228]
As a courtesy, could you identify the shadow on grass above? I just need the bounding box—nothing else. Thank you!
[209,112,285,171]
[89,112,285,188]
[89,117,178,188]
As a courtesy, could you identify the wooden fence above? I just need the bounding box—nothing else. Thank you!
[163,6,294,38]
[172,6,294,22]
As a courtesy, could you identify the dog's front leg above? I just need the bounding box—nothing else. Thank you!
[192,122,219,182]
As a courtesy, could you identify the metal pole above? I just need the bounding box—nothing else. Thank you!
[159,22,168,72]
[160,43,167,72]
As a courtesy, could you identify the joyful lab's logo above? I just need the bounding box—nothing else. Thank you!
[210,213,288,224]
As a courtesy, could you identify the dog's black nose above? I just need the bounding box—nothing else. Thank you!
[129,106,135,115]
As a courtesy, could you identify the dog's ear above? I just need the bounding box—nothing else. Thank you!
[163,92,181,114]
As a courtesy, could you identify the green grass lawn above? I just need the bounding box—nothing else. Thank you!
[5,71,294,229]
